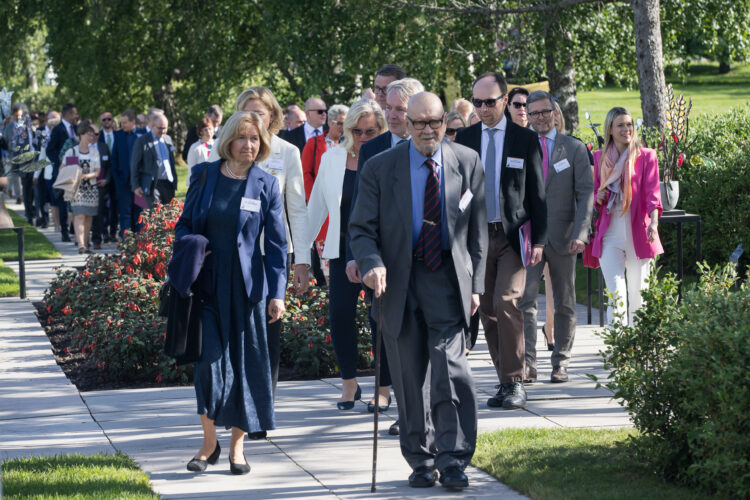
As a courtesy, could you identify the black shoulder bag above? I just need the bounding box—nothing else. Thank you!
[159,166,209,365]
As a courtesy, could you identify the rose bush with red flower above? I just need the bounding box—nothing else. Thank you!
[42,200,190,384]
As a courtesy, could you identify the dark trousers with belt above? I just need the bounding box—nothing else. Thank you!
[385,256,476,472]
[479,223,527,383]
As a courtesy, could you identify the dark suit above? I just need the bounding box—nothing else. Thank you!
[349,140,487,473]
[455,120,547,384]
[111,129,138,234]
[46,121,75,237]
[92,140,116,243]
[130,131,178,208]
[284,124,328,154]
[520,131,593,373]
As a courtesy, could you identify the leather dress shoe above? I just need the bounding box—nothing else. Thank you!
[367,396,392,413]
[439,466,469,489]
[501,382,527,409]
[187,442,220,472]
[551,366,569,383]
[247,430,267,440]
[524,365,538,384]
[229,453,251,475]
[388,420,400,435]
[61,233,71,242]
[487,385,508,408]
[337,384,361,410]
[408,466,437,488]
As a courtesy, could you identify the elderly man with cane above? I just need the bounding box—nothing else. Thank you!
[349,92,487,490]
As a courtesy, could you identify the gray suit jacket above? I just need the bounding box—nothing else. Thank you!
[349,140,488,337]
[130,131,178,193]
[542,132,594,255]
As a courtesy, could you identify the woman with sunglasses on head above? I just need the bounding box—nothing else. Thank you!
[445,111,468,142]
[505,87,529,127]
[303,99,386,409]
[591,107,663,326]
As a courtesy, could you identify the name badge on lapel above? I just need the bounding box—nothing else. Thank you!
[553,159,571,173]
[240,197,261,212]
[506,157,524,169]
[267,158,284,172]
[458,189,473,212]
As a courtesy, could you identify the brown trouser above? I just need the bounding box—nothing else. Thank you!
[479,223,527,383]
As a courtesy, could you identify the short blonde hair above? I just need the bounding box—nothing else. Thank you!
[340,98,386,154]
[234,87,284,135]
[214,111,271,164]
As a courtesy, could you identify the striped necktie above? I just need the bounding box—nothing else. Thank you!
[416,159,442,270]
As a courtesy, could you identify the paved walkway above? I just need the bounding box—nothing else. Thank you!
[0,202,629,499]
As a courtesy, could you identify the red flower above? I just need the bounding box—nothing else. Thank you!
[155,374,163,383]
[128,335,132,343]
[324,334,332,343]
[308,341,313,349]
[359,290,365,300]
[62,305,73,315]
[672,133,679,143]
[677,153,685,167]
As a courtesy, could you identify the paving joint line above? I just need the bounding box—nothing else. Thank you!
[266,437,344,499]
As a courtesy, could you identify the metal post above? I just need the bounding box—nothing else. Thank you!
[15,227,26,299]
[677,222,683,300]
[598,268,604,327]
[587,267,592,324]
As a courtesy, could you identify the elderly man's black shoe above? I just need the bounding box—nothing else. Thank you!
[439,466,469,489]
[408,466,437,487]
[388,420,400,435]
[487,385,508,408]
[501,382,527,409]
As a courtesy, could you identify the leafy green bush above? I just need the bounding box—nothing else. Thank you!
[281,272,372,379]
[43,200,190,384]
[592,264,750,497]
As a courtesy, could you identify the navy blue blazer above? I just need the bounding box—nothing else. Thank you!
[175,160,288,302]
[111,129,137,187]
[46,122,70,175]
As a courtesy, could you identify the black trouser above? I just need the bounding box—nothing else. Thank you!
[328,257,362,380]
[21,172,34,222]
[92,184,118,244]
[310,247,327,286]
[154,179,175,206]
[33,177,49,224]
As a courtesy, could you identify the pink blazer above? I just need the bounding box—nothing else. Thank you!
[591,147,664,259]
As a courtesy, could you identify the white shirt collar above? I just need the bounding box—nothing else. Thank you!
[304,122,322,136]
[482,115,507,133]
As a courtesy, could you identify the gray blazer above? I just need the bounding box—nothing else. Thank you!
[349,140,488,337]
[542,132,594,255]
[130,131,178,193]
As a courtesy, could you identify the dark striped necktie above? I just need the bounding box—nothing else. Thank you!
[417,159,442,270]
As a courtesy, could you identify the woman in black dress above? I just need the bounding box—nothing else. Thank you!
[175,111,287,475]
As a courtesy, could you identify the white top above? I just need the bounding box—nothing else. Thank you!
[185,141,212,185]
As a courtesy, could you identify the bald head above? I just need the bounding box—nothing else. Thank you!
[407,92,446,157]
[305,97,327,128]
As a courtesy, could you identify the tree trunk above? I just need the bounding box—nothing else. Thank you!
[545,24,579,134]
[632,0,667,128]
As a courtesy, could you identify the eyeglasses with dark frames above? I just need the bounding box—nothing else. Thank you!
[372,85,388,95]
[471,95,505,108]
[407,116,444,130]
[528,109,554,119]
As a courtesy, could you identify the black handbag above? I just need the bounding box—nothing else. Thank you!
[159,281,202,365]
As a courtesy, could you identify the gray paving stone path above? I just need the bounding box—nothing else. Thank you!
[0,202,628,498]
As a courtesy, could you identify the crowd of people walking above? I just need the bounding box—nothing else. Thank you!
[0,63,664,490]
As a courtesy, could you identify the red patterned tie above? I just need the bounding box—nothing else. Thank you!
[417,159,442,270]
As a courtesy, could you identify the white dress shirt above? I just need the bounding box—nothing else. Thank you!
[303,122,323,143]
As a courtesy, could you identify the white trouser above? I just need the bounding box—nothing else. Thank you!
[599,209,652,326]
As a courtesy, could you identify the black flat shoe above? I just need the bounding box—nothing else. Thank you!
[439,466,469,489]
[247,430,267,440]
[337,384,361,410]
[367,396,392,413]
[187,442,220,472]
[229,453,251,475]
[408,466,437,488]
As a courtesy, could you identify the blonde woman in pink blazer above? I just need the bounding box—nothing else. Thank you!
[591,107,663,325]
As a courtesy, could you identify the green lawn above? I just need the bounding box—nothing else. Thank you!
[1,453,157,499]
[175,161,189,201]
[0,257,19,297]
[0,211,61,261]
[577,62,750,130]
[473,428,718,500]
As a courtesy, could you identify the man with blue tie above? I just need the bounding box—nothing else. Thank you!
[349,92,487,490]
[111,109,139,235]
[46,103,79,242]
[130,110,178,209]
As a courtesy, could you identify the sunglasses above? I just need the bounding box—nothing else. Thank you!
[351,128,379,138]
[446,127,462,135]
[101,117,113,121]
[510,102,527,109]
[471,95,505,108]
[309,109,327,115]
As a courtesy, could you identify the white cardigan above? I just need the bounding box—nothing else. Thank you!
[304,146,351,261]
[208,134,307,257]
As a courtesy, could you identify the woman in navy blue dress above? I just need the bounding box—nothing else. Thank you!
[175,111,287,475]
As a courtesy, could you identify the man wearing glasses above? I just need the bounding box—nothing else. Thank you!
[455,72,547,410]
[350,92,487,490]
[371,64,406,110]
[284,97,328,154]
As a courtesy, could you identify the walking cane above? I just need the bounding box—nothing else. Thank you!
[370,295,383,493]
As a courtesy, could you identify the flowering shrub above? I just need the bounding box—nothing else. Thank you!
[281,272,373,379]
[42,200,190,385]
